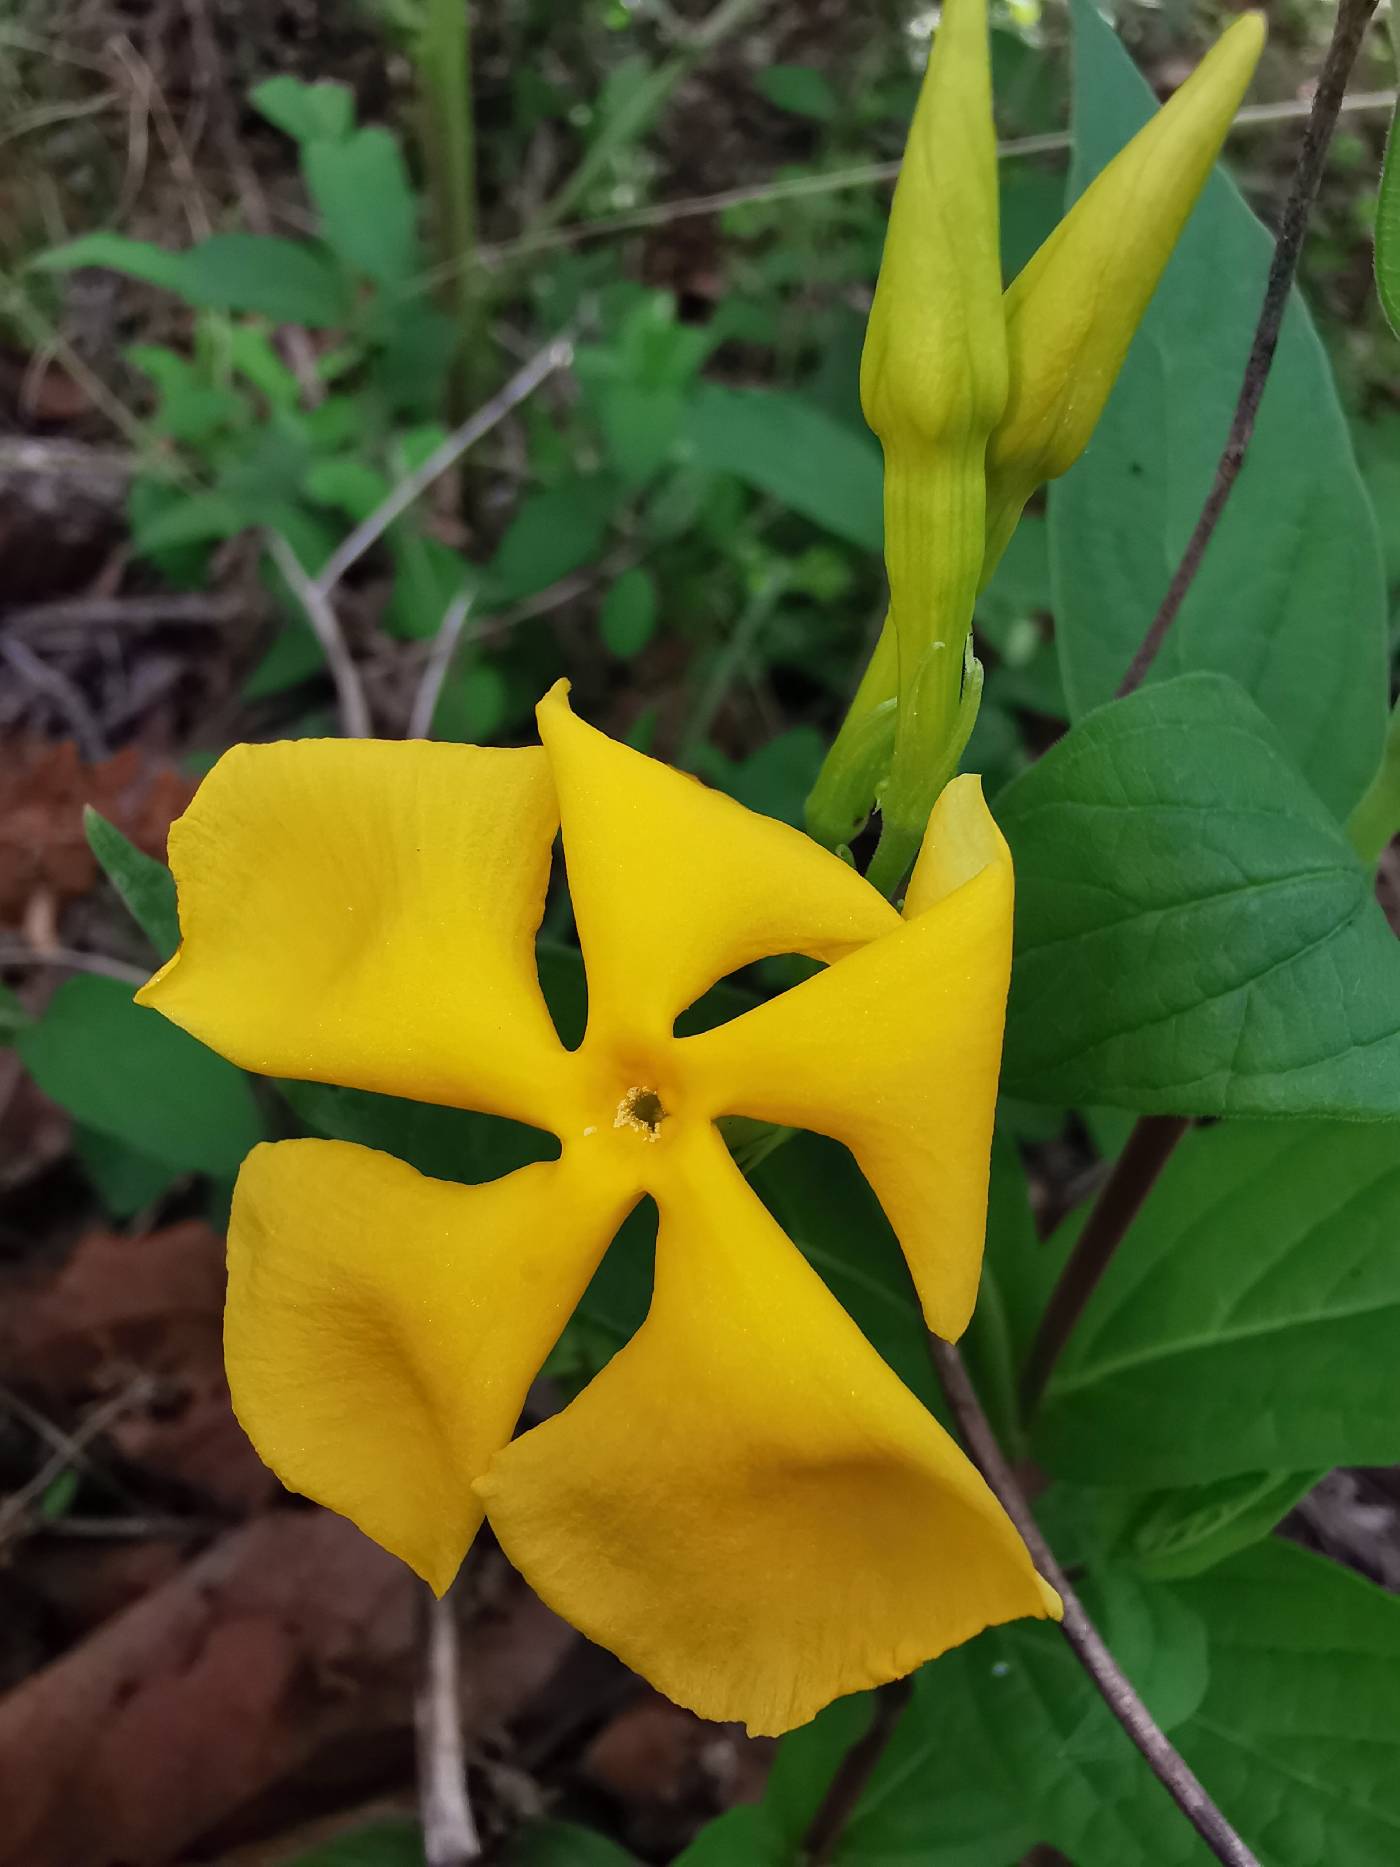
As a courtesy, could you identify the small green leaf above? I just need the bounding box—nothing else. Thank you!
[250,75,355,145]
[756,64,840,121]
[997,674,1400,1118]
[684,387,883,552]
[1118,1469,1323,1580]
[73,1123,178,1219]
[37,232,352,328]
[18,977,263,1178]
[599,567,658,659]
[84,808,180,960]
[486,479,618,604]
[303,128,420,288]
[39,1468,81,1521]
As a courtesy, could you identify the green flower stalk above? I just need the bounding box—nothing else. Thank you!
[807,8,1267,891]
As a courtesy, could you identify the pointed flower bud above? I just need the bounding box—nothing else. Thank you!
[848,0,1007,888]
[984,11,1266,568]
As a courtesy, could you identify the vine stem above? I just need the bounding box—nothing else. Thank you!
[418,0,480,415]
[1115,0,1382,699]
[1019,1114,1190,1418]
[930,1338,1262,1867]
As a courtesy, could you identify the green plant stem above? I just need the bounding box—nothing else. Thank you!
[1346,694,1400,864]
[531,0,769,237]
[418,0,480,414]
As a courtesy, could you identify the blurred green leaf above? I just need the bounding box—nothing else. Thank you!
[998,675,1400,1117]
[685,387,882,553]
[1062,1574,1208,1759]
[505,1821,635,1866]
[1375,101,1400,337]
[755,64,839,122]
[486,479,617,604]
[304,128,420,288]
[599,566,658,659]
[72,1124,178,1219]
[84,808,180,960]
[18,977,263,1178]
[1110,1469,1323,1581]
[250,74,355,144]
[38,233,352,329]
[1035,1118,1400,1486]
[1051,0,1388,820]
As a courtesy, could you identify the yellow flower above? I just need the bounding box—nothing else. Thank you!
[137,682,1059,1736]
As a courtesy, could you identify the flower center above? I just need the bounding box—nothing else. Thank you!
[614,1085,667,1141]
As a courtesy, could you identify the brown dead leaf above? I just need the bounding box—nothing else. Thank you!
[0,1511,417,1867]
[0,734,194,929]
[0,1221,275,1512]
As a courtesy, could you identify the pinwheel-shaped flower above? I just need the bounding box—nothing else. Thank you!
[137,683,1058,1734]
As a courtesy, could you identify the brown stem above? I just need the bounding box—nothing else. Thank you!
[1116,0,1382,699]
[1020,1114,1191,1418]
[931,1339,1262,1867]
[803,1676,913,1863]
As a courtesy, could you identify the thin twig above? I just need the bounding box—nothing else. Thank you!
[803,1677,914,1864]
[930,1339,1261,1867]
[1116,0,1383,698]
[415,1582,480,1867]
[427,89,1399,280]
[0,638,108,759]
[6,591,244,634]
[409,591,474,739]
[1020,1115,1191,1418]
[0,1377,155,1547]
[314,333,573,598]
[0,943,148,985]
[265,532,372,738]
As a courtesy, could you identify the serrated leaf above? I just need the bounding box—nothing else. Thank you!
[1051,0,1387,819]
[997,674,1400,1117]
[37,232,352,328]
[684,386,883,552]
[84,808,179,960]
[17,976,263,1177]
[1034,1118,1400,1486]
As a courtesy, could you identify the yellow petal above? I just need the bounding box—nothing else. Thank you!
[679,794,1013,1339]
[138,738,576,1131]
[537,682,898,1043]
[478,1128,1056,1736]
[226,1138,637,1595]
[903,773,1008,917]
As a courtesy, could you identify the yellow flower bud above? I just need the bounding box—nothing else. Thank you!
[985,12,1266,568]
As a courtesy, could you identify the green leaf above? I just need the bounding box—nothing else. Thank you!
[599,566,658,659]
[1062,1573,1208,1759]
[1112,1469,1323,1581]
[1376,102,1400,337]
[1034,1118,1400,1486]
[303,128,420,288]
[72,1123,178,1219]
[997,674,1400,1117]
[250,75,355,145]
[505,1822,635,1867]
[486,479,617,604]
[17,977,263,1178]
[37,232,351,328]
[1050,0,1388,819]
[684,386,883,552]
[84,808,179,960]
[755,63,839,121]
[843,1542,1400,1866]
